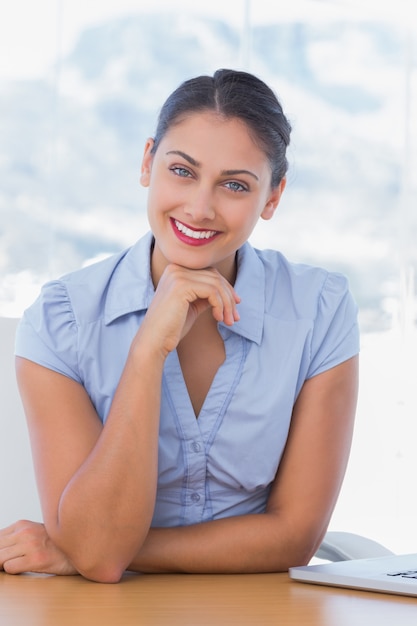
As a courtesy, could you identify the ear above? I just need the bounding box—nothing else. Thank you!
[140,138,155,188]
[261,177,286,221]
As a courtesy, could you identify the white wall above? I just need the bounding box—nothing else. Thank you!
[0,317,42,528]
[328,329,417,555]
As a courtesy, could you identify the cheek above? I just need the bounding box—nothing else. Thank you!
[146,186,165,213]
[146,188,175,235]
[234,204,263,229]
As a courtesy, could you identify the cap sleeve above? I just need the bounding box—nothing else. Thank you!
[307,272,359,379]
[15,279,81,383]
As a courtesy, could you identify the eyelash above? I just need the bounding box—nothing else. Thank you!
[169,166,249,193]
[225,181,248,193]
[170,166,192,178]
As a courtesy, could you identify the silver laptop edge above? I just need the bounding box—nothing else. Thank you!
[289,553,417,597]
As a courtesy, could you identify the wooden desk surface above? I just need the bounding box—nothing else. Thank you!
[1,571,416,625]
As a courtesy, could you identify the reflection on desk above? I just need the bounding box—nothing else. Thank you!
[1,571,416,626]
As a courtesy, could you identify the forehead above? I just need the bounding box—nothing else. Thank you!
[159,111,269,166]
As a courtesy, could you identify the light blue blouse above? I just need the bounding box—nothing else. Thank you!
[15,231,359,527]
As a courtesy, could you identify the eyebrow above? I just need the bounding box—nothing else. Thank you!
[166,150,259,181]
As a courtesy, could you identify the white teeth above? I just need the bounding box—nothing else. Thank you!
[174,220,217,240]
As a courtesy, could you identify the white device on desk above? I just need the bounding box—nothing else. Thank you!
[290,552,417,597]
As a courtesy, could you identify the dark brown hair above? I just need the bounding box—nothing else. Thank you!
[151,69,292,188]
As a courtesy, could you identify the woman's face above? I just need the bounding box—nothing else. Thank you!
[141,111,285,284]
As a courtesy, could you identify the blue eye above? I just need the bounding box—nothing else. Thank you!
[225,181,247,192]
[171,166,192,178]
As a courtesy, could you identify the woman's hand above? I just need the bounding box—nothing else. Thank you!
[136,264,241,357]
[0,520,77,576]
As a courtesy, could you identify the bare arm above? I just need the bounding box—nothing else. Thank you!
[5,264,240,583]
[15,340,163,582]
[128,355,359,573]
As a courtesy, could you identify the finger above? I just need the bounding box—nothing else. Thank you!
[204,279,240,326]
[0,545,23,572]
[223,289,241,326]
[3,555,27,575]
[207,291,237,326]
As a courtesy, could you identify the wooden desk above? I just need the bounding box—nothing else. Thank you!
[1,571,416,625]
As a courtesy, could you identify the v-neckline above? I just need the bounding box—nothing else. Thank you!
[176,316,226,418]
[162,329,246,435]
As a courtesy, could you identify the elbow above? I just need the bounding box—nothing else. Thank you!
[271,531,322,571]
[49,523,137,583]
[284,536,324,570]
[81,568,125,584]
[56,541,128,583]
[74,558,127,584]
[287,547,315,569]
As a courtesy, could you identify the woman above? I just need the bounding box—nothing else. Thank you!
[0,69,359,583]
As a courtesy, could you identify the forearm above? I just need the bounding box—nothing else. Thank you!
[128,513,321,575]
[50,344,165,582]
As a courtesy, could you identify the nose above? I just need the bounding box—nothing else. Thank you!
[184,185,216,222]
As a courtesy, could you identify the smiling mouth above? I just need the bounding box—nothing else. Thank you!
[172,218,219,241]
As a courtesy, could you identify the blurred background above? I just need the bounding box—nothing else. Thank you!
[0,0,416,554]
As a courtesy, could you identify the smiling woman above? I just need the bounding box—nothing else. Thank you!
[0,0,416,577]
[0,68,360,583]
